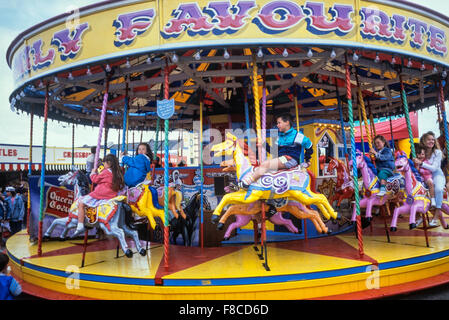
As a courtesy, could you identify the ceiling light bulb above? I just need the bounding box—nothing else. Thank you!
[194,51,201,61]
[172,53,178,63]
[146,57,152,64]
[391,57,396,65]
[282,48,288,58]
[353,52,359,61]
[87,67,92,75]
[407,59,412,68]
[442,69,447,78]
[307,49,313,58]
[257,47,263,58]
[125,59,131,68]
[374,53,380,63]
[223,48,230,60]
[106,64,111,72]
[330,49,336,59]
[433,65,438,73]
[421,62,425,71]
[54,76,59,83]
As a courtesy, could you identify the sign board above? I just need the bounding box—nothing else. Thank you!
[157,99,175,120]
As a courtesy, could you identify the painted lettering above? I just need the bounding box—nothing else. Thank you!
[206,1,256,34]
[427,25,447,56]
[408,18,428,49]
[162,3,214,38]
[30,39,55,70]
[304,2,354,36]
[51,22,90,61]
[113,9,155,47]
[0,149,18,157]
[253,0,305,34]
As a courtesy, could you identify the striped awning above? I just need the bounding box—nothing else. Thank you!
[0,163,86,172]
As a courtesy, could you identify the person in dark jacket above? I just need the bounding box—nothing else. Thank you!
[239,113,313,189]
[369,135,395,196]
[4,187,24,235]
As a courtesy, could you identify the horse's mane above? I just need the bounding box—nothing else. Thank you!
[396,155,424,183]
[77,170,91,196]
[362,155,378,176]
[236,139,258,165]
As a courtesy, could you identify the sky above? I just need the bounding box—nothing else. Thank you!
[0,0,447,148]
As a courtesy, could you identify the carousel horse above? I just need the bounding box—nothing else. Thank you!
[125,180,185,231]
[181,192,212,245]
[43,167,146,258]
[222,200,330,241]
[350,151,404,222]
[390,152,449,231]
[327,157,354,209]
[220,176,329,240]
[210,132,337,229]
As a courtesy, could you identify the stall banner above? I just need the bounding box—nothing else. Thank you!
[0,144,107,165]
[8,0,449,89]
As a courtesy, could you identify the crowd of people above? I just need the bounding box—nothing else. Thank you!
[0,183,27,238]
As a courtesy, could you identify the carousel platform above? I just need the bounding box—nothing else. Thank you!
[7,215,449,300]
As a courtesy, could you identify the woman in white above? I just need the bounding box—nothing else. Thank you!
[414,131,449,228]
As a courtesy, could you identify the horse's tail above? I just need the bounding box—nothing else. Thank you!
[307,169,317,193]
[175,190,183,210]
[123,202,138,230]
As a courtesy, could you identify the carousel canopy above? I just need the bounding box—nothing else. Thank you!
[6,0,449,130]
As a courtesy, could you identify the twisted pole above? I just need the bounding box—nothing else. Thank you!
[163,61,170,269]
[399,73,416,158]
[345,57,363,257]
[27,108,33,234]
[439,81,449,163]
[37,83,49,256]
[121,82,129,156]
[200,90,204,249]
[94,78,110,171]
[252,55,268,269]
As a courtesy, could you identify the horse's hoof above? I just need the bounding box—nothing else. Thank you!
[409,223,416,230]
[217,223,224,230]
[223,237,230,241]
[125,249,133,258]
[43,235,50,241]
[326,229,332,235]
[211,215,219,225]
[139,249,147,256]
[390,227,397,232]
[349,221,354,225]
[366,217,372,223]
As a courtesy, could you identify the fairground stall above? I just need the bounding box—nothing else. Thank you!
[5,0,449,299]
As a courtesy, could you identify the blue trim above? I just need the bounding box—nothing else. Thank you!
[8,247,449,287]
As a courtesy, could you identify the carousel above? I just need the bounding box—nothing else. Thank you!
[5,0,449,300]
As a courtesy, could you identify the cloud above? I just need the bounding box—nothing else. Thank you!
[0,0,102,147]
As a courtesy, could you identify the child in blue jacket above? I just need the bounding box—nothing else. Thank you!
[0,252,22,300]
[369,135,395,196]
[121,143,154,187]
[239,113,313,189]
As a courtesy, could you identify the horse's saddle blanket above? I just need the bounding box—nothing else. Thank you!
[70,195,126,224]
[250,167,309,195]
[385,174,405,194]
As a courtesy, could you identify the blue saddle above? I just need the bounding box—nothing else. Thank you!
[148,186,164,210]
